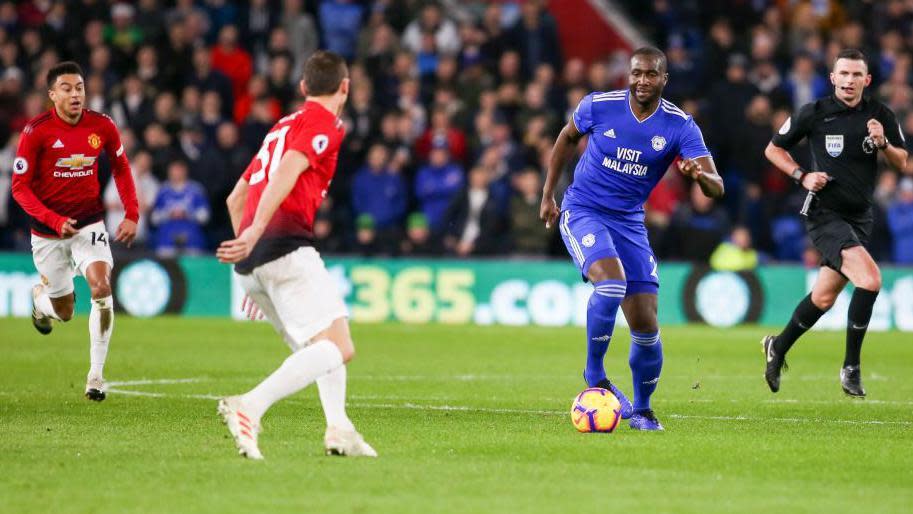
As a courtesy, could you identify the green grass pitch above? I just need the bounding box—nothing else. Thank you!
[1,317,911,514]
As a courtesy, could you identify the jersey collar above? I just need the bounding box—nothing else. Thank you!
[626,90,660,124]
[829,93,869,112]
[50,107,85,127]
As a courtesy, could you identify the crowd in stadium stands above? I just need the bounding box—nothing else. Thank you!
[0,0,912,265]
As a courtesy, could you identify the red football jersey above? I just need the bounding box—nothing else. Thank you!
[234,101,345,273]
[11,108,138,236]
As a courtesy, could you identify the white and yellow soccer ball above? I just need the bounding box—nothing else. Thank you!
[571,387,622,433]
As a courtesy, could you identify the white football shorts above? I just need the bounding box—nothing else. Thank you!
[30,221,114,297]
[237,247,348,351]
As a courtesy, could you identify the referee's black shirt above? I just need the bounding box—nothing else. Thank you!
[771,94,906,215]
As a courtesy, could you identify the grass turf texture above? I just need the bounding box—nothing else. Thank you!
[1,317,911,514]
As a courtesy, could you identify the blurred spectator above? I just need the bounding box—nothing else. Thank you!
[415,107,467,165]
[782,53,828,111]
[668,183,731,262]
[510,167,552,255]
[710,226,760,271]
[104,150,159,245]
[400,212,439,256]
[443,166,506,256]
[281,0,317,77]
[415,142,464,232]
[189,45,233,118]
[403,4,460,56]
[508,0,561,77]
[196,122,251,245]
[319,0,365,62]
[210,25,252,101]
[887,177,913,264]
[111,75,155,135]
[105,3,143,59]
[150,160,210,256]
[351,144,408,231]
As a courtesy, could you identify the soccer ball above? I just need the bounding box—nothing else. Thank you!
[571,387,622,433]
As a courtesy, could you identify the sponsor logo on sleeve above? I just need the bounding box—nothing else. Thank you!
[13,157,28,174]
[312,134,329,154]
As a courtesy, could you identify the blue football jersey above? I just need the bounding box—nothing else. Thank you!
[562,89,711,221]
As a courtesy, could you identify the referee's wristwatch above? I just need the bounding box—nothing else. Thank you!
[790,167,806,185]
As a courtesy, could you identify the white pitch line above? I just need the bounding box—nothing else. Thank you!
[107,388,221,401]
[102,388,913,427]
[666,414,912,426]
[107,378,207,387]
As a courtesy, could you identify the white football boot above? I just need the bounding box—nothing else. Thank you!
[217,396,264,460]
[324,426,378,457]
[31,285,53,335]
[84,376,106,401]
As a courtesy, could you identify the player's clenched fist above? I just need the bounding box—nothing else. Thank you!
[540,194,559,229]
[867,118,886,149]
[801,171,830,192]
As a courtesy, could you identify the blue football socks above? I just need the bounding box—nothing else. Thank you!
[629,330,663,412]
[584,280,626,386]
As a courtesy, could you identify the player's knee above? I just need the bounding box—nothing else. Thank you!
[55,302,74,321]
[58,307,74,321]
[587,259,623,283]
[810,290,837,310]
[337,342,355,363]
[628,318,659,334]
[855,271,881,292]
[89,281,112,299]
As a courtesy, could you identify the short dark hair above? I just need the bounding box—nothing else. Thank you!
[303,50,348,96]
[47,61,83,88]
[833,49,868,70]
[631,46,667,73]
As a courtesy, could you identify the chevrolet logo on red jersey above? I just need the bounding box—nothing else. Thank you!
[55,154,97,170]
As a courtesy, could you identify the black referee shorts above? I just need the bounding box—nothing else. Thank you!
[805,204,872,273]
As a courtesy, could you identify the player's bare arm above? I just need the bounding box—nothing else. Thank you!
[677,156,724,198]
[764,142,830,192]
[540,120,584,228]
[867,118,908,171]
[217,149,310,263]
[226,178,250,236]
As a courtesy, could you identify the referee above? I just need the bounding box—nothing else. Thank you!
[761,49,908,397]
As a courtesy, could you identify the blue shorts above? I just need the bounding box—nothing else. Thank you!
[558,207,659,295]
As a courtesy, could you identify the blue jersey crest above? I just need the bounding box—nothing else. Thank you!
[562,90,710,221]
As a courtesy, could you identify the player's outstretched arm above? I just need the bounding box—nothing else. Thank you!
[226,178,250,237]
[217,149,310,263]
[541,121,583,228]
[677,156,725,198]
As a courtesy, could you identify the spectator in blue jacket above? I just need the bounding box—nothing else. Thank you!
[150,160,211,257]
[319,0,365,61]
[415,141,465,232]
[887,177,913,264]
[352,144,407,230]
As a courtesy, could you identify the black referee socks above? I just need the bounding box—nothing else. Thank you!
[774,294,827,356]
[845,288,879,367]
